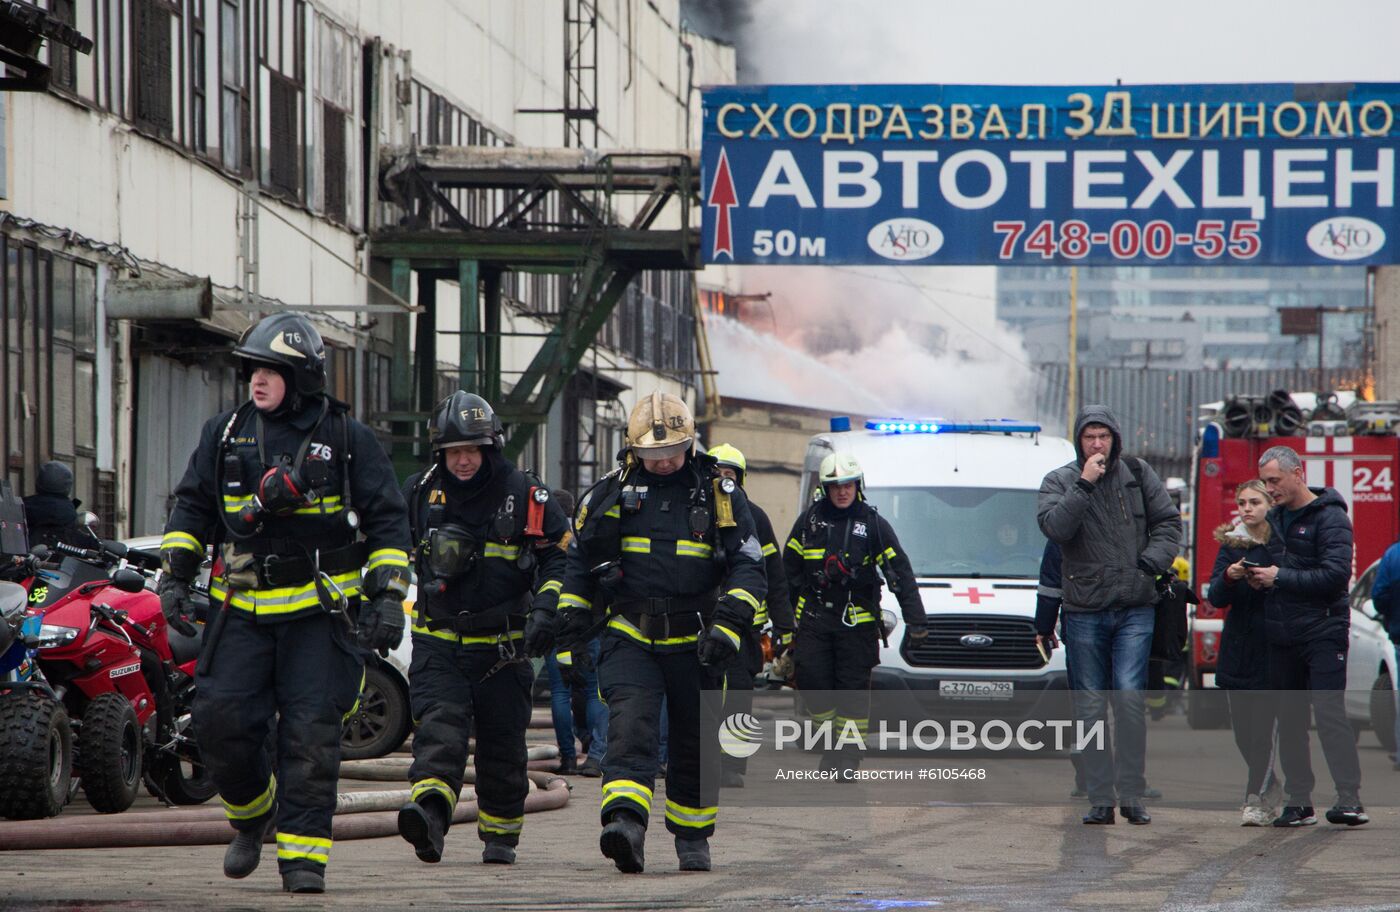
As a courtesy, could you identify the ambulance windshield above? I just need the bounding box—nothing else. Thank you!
[862,487,1046,579]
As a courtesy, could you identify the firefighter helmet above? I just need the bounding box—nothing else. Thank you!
[430,391,503,450]
[707,443,747,484]
[818,452,864,490]
[627,391,695,461]
[233,312,327,397]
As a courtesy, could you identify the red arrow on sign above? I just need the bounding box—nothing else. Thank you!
[707,147,737,260]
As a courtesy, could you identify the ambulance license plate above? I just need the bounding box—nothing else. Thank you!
[939,680,1014,700]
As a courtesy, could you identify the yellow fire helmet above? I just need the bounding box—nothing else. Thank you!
[707,443,747,482]
[626,390,695,461]
[818,452,864,490]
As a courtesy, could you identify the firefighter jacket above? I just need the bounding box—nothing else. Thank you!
[559,453,767,654]
[750,500,793,636]
[784,497,923,632]
[403,453,568,647]
[161,397,410,622]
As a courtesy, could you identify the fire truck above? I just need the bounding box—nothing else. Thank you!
[1187,390,1400,728]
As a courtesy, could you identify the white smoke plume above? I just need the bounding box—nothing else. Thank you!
[728,264,1039,423]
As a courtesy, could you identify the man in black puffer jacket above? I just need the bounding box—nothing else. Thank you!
[1252,445,1365,828]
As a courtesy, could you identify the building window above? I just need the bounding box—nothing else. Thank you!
[311,13,354,224]
[258,0,304,199]
[0,238,98,506]
[132,0,175,138]
[220,0,250,172]
[190,0,207,152]
[49,0,78,92]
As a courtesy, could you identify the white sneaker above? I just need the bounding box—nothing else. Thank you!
[1241,795,1271,827]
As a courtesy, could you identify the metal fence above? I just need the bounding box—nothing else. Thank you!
[1035,364,1368,478]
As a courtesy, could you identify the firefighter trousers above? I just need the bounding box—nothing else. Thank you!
[794,620,879,743]
[720,626,763,775]
[193,611,363,875]
[406,634,533,846]
[595,632,722,839]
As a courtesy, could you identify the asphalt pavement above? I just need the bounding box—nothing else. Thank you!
[1,715,1399,912]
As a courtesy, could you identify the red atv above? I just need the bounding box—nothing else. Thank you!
[16,539,216,813]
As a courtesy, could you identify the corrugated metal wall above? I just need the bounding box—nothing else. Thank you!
[1035,365,1367,478]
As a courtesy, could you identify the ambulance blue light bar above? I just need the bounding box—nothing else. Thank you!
[865,419,1042,435]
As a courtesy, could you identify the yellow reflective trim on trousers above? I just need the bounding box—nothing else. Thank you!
[713,624,741,650]
[603,506,621,518]
[483,543,522,560]
[836,716,870,734]
[222,775,276,821]
[810,708,836,722]
[675,540,714,558]
[276,832,332,864]
[726,588,759,612]
[621,536,651,554]
[160,531,202,552]
[601,779,653,815]
[478,811,524,835]
[761,542,778,557]
[411,777,459,813]
[367,548,409,570]
[212,570,363,615]
[537,579,563,595]
[786,538,804,555]
[343,668,365,723]
[559,593,592,610]
[663,800,718,829]
[411,624,525,646]
[606,615,698,646]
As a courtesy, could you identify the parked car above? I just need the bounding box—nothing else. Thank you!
[124,536,413,760]
[1345,560,1397,752]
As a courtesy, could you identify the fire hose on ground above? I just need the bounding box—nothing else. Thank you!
[0,768,570,851]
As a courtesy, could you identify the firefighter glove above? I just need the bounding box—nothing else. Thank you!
[697,623,741,668]
[157,575,198,638]
[555,605,595,652]
[357,593,406,657]
[522,608,557,658]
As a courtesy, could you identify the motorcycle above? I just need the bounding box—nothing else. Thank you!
[16,537,216,814]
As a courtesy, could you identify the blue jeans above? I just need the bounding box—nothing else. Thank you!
[1063,605,1154,805]
[546,637,607,763]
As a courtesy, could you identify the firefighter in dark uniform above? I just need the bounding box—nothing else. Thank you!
[396,392,568,866]
[557,392,766,874]
[784,452,925,772]
[159,313,410,895]
[707,444,791,789]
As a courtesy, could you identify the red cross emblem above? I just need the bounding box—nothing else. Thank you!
[953,588,994,605]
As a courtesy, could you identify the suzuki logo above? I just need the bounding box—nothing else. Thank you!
[960,634,994,648]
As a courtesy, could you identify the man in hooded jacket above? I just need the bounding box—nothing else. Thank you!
[1038,405,1181,825]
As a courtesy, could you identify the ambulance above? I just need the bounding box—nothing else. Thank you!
[797,418,1076,707]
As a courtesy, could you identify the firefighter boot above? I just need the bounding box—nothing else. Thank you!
[482,839,517,865]
[398,795,450,863]
[676,835,712,872]
[282,870,325,893]
[599,809,646,874]
[223,807,276,879]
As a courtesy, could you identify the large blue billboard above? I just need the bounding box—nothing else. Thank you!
[700,83,1400,266]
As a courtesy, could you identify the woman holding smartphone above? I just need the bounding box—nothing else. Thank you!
[1207,479,1282,826]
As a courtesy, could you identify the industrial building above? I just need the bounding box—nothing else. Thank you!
[0,0,733,535]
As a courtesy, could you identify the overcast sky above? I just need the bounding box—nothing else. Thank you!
[714,0,1400,85]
